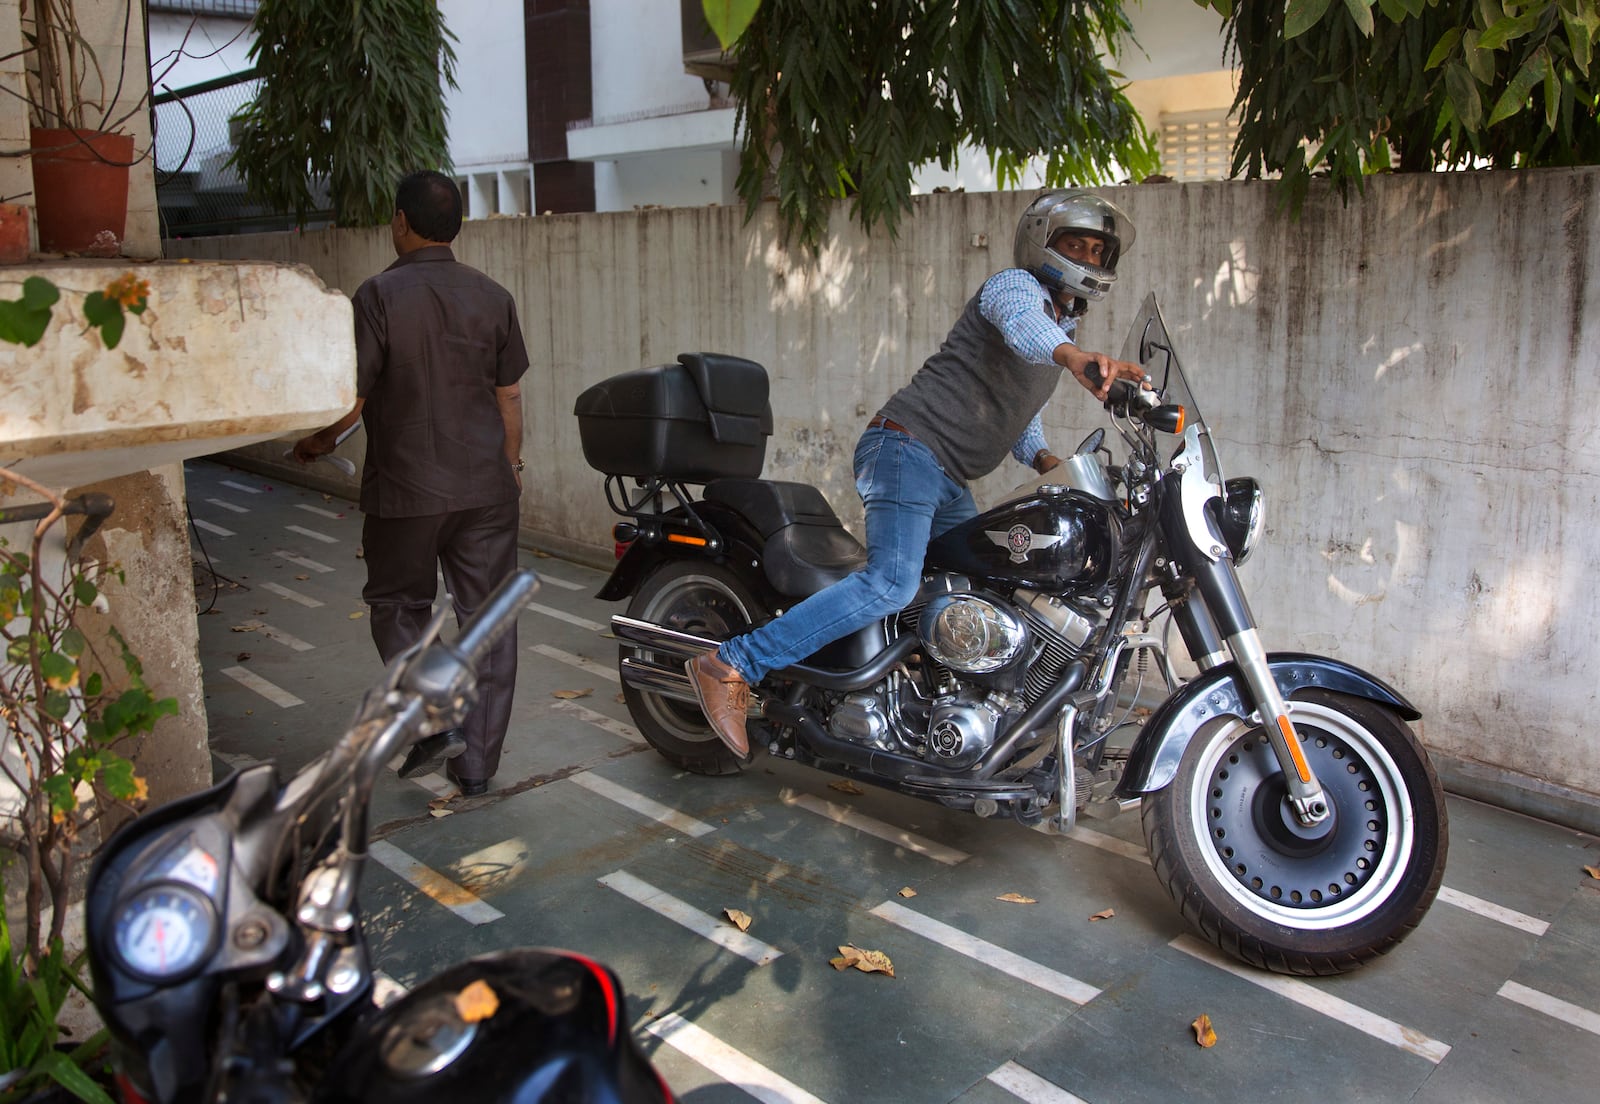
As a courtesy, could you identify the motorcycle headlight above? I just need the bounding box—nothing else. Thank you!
[1218,477,1263,565]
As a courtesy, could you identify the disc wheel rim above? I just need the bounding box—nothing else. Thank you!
[1187,700,1415,929]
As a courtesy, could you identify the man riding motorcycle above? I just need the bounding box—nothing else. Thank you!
[686,190,1149,760]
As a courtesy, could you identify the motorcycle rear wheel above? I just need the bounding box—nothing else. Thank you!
[1141,689,1447,976]
[621,560,768,775]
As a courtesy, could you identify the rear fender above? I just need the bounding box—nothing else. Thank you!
[1117,653,1420,797]
[595,503,767,602]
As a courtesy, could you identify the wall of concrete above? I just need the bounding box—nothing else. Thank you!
[168,168,1600,818]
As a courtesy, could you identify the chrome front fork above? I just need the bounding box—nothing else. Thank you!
[1228,628,1329,826]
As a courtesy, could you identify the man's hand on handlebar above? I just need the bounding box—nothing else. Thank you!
[1059,346,1148,400]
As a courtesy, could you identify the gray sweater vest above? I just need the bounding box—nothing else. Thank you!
[878,285,1064,483]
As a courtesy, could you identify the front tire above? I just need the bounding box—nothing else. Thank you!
[621,560,768,775]
[1142,689,1447,975]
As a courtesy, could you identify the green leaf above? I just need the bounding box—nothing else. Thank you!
[1478,12,1541,51]
[1488,49,1549,125]
[1544,56,1561,129]
[1286,0,1334,39]
[73,578,98,605]
[0,299,53,347]
[42,689,72,720]
[1378,0,1407,23]
[96,310,127,350]
[702,0,761,50]
[1447,61,1485,129]
[98,757,139,801]
[38,1048,117,1104]
[1342,0,1376,37]
[84,671,103,697]
[41,774,75,813]
[40,651,78,691]
[80,290,116,326]
[20,276,60,311]
[59,627,86,657]
[1427,28,1464,70]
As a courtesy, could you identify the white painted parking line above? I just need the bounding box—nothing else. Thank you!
[220,480,262,494]
[235,620,314,652]
[274,550,334,573]
[260,581,324,608]
[531,570,586,591]
[192,519,235,537]
[1498,981,1600,1037]
[524,602,605,632]
[286,524,339,544]
[205,497,249,514]
[1171,934,1451,1063]
[988,1061,1089,1104]
[219,666,304,708]
[550,698,645,744]
[531,642,620,683]
[782,791,969,866]
[1437,887,1550,935]
[368,839,505,926]
[598,871,782,966]
[870,901,1101,1004]
[295,504,346,520]
[647,1013,827,1104]
[570,773,716,837]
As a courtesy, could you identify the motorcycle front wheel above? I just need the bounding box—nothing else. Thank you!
[1142,689,1447,976]
[622,560,769,776]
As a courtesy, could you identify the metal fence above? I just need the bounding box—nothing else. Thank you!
[152,67,331,238]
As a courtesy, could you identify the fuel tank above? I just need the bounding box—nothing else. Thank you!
[926,488,1119,593]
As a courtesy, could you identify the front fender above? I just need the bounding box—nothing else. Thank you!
[1117,653,1420,798]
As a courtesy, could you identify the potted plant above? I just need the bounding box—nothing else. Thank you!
[20,0,138,256]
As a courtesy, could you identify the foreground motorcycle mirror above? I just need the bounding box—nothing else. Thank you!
[1141,404,1186,434]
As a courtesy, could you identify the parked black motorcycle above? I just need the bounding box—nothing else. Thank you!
[576,293,1447,976]
[85,570,673,1103]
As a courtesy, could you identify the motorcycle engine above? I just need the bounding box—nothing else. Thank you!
[1012,588,1102,705]
[926,692,1007,768]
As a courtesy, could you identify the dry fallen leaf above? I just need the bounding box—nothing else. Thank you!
[724,908,753,932]
[1584,865,1600,880]
[897,887,917,898]
[534,550,551,558]
[455,980,499,1022]
[828,780,865,795]
[1089,908,1115,921]
[253,608,268,615]
[553,688,593,700]
[347,611,364,620]
[996,893,1037,905]
[229,624,252,633]
[426,797,452,810]
[615,693,627,703]
[295,574,310,581]
[830,944,894,977]
[236,652,251,662]
[354,548,365,559]
[428,808,455,819]
[1192,1013,1217,1048]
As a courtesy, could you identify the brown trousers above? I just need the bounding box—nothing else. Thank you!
[361,499,520,779]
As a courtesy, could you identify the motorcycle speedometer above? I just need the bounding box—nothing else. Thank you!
[112,881,218,983]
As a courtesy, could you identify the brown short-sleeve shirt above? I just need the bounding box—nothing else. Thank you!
[353,246,529,518]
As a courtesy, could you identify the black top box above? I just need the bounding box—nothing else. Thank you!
[574,352,773,482]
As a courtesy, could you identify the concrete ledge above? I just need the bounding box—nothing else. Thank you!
[1436,752,1600,837]
[1,260,354,490]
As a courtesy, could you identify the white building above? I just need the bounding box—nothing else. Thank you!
[146,0,1239,230]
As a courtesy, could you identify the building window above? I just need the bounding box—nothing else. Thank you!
[148,1,260,15]
[1159,109,1238,183]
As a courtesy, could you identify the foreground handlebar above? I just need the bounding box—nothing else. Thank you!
[456,568,542,668]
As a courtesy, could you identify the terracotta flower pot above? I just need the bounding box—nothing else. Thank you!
[30,127,134,256]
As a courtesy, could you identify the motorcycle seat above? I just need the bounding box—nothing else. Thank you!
[706,479,866,596]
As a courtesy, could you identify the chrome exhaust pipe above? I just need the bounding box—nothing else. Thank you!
[611,616,760,714]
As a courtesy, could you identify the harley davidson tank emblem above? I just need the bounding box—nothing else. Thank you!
[986,524,1065,564]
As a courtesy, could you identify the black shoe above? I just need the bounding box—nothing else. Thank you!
[397,729,466,779]
[450,774,489,797]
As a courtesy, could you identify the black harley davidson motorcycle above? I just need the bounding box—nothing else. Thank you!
[84,570,673,1103]
[574,293,1447,976]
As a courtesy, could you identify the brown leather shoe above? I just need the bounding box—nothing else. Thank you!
[685,651,751,757]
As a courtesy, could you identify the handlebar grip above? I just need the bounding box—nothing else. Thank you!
[455,568,541,667]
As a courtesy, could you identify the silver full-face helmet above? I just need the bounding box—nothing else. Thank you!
[1013,190,1135,314]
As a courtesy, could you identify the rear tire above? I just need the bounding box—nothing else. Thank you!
[621,560,768,775]
[1141,689,1447,975]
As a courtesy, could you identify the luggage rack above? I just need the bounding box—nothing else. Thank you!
[602,473,724,551]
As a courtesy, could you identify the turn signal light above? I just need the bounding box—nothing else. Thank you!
[666,533,709,547]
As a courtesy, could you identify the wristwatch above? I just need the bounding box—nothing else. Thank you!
[513,457,525,472]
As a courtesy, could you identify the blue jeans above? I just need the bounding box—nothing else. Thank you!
[719,424,976,683]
